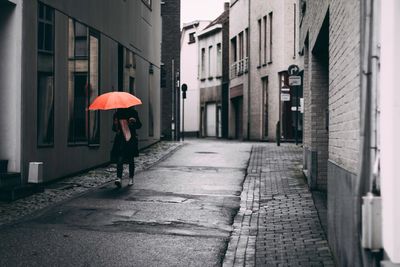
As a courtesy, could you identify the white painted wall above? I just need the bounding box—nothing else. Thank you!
[380,0,400,263]
[0,1,22,172]
[198,26,223,88]
[180,21,210,134]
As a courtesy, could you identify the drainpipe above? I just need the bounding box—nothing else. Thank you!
[359,0,382,263]
[247,0,251,140]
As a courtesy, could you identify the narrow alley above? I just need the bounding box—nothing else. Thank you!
[0,140,333,266]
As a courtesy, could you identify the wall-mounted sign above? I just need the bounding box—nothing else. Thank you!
[288,64,300,76]
[281,93,291,102]
[289,76,301,86]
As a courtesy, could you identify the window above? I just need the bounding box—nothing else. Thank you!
[67,19,100,145]
[88,32,100,144]
[208,46,213,78]
[293,4,297,58]
[263,16,267,65]
[269,12,273,63]
[37,2,55,146]
[129,77,135,95]
[74,22,88,58]
[142,0,152,9]
[245,28,249,58]
[188,32,195,44]
[239,32,244,60]
[201,48,206,79]
[258,19,262,67]
[216,43,222,77]
[231,37,237,63]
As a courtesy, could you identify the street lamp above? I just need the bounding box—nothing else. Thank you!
[181,83,187,141]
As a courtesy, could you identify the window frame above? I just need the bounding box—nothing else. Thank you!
[88,29,101,146]
[188,32,196,44]
[37,2,55,148]
[67,19,101,146]
[258,19,262,67]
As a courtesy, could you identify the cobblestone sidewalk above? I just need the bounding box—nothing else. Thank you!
[223,144,335,267]
[0,141,183,226]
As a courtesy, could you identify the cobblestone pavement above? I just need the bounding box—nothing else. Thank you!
[223,143,335,267]
[0,141,183,226]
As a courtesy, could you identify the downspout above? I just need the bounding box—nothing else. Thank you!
[247,0,251,140]
[358,0,381,263]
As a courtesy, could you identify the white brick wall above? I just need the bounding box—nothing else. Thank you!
[300,0,361,178]
[328,0,360,174]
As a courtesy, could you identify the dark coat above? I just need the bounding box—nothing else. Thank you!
[110,108,142,163]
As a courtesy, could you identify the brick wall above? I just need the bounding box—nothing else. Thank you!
[161,0,181,140]
[300,0,363,265]
[310,50,329,189]
[328,0,360,174]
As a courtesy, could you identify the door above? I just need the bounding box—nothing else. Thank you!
[232,97,243,139]
[206,103,216,137]
[262,77,269,139]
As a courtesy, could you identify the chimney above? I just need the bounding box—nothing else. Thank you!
[224,2,229,11]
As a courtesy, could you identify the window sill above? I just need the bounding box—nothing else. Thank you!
[88,144,100,148]
[262,63,267,67]
[257,65,261,69]
[208,77,214,80]
[67,142,89,147]
[37,144,54,148]
[200,78,206,81]
[216,76,222,79]
[268,61,273,65]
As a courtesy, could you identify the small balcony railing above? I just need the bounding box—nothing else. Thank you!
[230,57,248,79]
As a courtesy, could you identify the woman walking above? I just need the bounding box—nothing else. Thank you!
[111,107,142,188]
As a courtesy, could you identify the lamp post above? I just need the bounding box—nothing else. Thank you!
[181,83,187,141]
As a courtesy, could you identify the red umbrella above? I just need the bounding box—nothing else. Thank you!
[89,92,142,110]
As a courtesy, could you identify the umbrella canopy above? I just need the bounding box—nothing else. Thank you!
[89,91,142,110]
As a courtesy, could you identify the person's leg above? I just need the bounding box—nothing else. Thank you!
[128,158,135,186]
[115,157,123,188]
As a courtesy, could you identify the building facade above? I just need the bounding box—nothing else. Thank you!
[228,0,249,140]
[249,0,302,141]
[229,0,301,141]
[197,5,229,138]
[160,0,180,140]
[300,0,400,265]
[0,0,161,189]
[180,20,210,137]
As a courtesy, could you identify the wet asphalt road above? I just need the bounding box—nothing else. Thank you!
[0,140,252,267]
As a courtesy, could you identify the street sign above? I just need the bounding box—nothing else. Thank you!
[289,76,301,86]
[281,93,291,102]
[288,64,300,76]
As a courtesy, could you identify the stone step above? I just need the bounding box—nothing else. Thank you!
[0,184,44,202]
[0,172,21,188]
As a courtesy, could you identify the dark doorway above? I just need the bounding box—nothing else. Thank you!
[232,97,243,139]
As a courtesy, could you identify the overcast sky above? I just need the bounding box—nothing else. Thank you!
[180,0,229,29]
